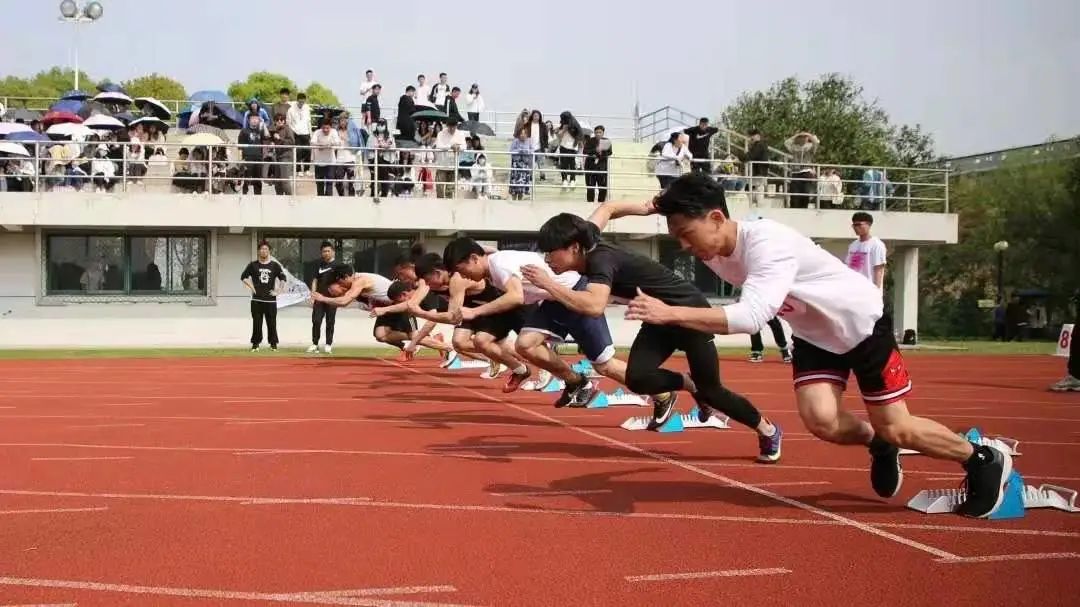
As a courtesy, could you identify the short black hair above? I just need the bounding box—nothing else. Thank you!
[329,263,354,283]
[366,69,374,75]
[748,128,761,136]
[257,240,271,250]
[852,212,874,224]
[405,85,416,93]
[320,240,334,250]
[537,213,601,253]
[417,74,425,80]
[297,92,307,100]
[699,117,709,123]
[439,72,447,77]
[414,253,443,279]
[387,280,414,302]
[451,86,461,93]
[372,84,382,90]
[653,173,731,219]
[392,243,426,268]
[443,237,485,270]
[279,87,290,95]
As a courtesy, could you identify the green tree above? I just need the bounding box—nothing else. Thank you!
[720,74,935,167]
[122,73,187,103]
[228,71,297,105]
[0,67,97,108]
[304,82,341,107]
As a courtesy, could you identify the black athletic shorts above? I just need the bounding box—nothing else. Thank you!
[792,314,912,405]
[373,312,415,335]
[462,304,535,341]
[421,291,449,314]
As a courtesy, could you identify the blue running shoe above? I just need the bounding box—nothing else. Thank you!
[757,424,783,463]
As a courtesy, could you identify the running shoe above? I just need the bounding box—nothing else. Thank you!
[568,380,600,407]
[868,437,902,497]
[781,349,793,364]
[1049,374,1080,392]
[554,377,593,408]
[503,369,530,393]
[306,344,319,354]
[757,423,783,463]
[956,444,1013,518]
[440,351,460,368]
[749,352,764,363]
[521,369,553,391]
[481,362,507,379]
[250,345,259,352]
[323,344,332,354]
[270,345,278,351]
[647,391,678,429]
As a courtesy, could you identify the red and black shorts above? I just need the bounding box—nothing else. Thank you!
[791,315,912,405]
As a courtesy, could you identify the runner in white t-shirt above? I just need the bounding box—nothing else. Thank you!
[845,212,886,291]
[617,173,1012,519]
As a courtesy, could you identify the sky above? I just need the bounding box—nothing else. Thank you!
[1,0,1077,156]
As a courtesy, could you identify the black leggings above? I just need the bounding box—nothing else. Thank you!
[1069,307,1079,378]
[312,302,337,346]
[750,317,788,353]
[250,300,278,346]
[625,323,762,430]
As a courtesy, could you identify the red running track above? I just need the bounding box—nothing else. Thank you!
[0,353,1078,606]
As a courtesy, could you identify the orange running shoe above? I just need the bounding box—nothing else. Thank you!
[503,369,530,393]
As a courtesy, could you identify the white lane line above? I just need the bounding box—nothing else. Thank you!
[752,481,831,487]
[0,577,476,607]
[488,489,613,497]
[0,507,107,516]
[625,568,791,582]
[94,403,154,407]
[224,399,291,404]
[31,457,133,462]
[65,424,145,429]
[628,440,693,446]
[0,603,78,607]
[385,359,960,560]
[0,490,368,507]
[937,552,1080,563]
[284,586,457,598]
[429,445,520,451]
[0,406,16,410]
[226,420,308,426]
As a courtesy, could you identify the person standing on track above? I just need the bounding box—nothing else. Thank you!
[1049,288,1079,392]
[240,241,286,352]
[308,241,338,354]
[623,173,1013,517]
[534,207,782,463]
[749,317,792,363]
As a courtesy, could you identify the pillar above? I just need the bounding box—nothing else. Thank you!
[891,246,920,339]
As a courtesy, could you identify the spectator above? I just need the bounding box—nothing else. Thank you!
[267,113,295,195]
[527,110,550,181]
[369,118,397,198]
[1048,289,1079,391]
[272,88,293,124]
[784,130,820,208]
[508,127,533,200]
[287,93,313,175]
[359,69,378,99]
[414,121,437,195]
[240,241,286,352]
[238,113,269,195]
[656,131,691,189]
[845,211,886,292]
[434,118,468,199]
[363,84,382,127]
[90,144,116,192]
[555,111,584,190]
[397,85,417,141]
[684,117,719,173]
[142,122,166,160]
[310,119,341,196]
[415,74,432,108]
[241,99,270,129]
[470,153,493,199]
[443,87,465,124]
[335,115,358,196]
[582,125,612,202]
[739,128,770,205]
[464,84,485,122]
[430,72,451,107]
[817,167,844,209]
[860,162,887,210]
[308,240,338,354]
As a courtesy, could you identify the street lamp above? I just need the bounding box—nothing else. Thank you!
[58,1,104,91]
[993,240,1009,302]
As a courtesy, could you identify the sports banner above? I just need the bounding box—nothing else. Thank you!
[273,257,312,309]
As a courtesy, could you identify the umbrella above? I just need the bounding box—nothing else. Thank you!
[183,132,225,146]
[50,99,85,114]
[194,102,242,129]
[134,97,172,120]
[129,116,169,132]
[97,82,127,94]
[186,124,229,140]
[61,89,91,101]
[46,122,94,139]
[4,130,50,143]
[411,109,449,121]
[2,108,42,122]
[0,123,33,136]
[461,121,495,136]
[41,111,84,126]
[0,141,30,157]
[112,111,135,124]
[94,91,134,105]
[84,114,125,130]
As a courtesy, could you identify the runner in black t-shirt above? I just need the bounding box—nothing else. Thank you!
[308,241,338,354]
[240,241,287,352]
[536,203,782,462]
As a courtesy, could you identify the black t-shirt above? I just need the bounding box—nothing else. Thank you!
[314,259,338,295]
[364,95,381,123]
[584,241,709,308]
[684,125,719,158]
[420,291,449,314]
[241,260,286,302]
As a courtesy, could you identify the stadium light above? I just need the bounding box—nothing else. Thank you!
[57,1,105,91]
[993,241,1009,302]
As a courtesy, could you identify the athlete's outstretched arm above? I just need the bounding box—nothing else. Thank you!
[467,276,524,318]
[588,198,656,231]
[522,264,611,317]
[314,275,373,308]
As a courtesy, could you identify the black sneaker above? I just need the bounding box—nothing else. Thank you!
[868,437,903,498]
[956,444,1013,518]
[781,349,793,363]
[567,380,599,408]
[647,392,678,429]
[250,345,259,352]
[554,376,586,408]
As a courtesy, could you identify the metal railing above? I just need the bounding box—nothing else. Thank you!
[0,140,950,212]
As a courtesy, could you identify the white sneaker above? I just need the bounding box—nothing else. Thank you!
[440,350,460,368]
[521,369,553,391]
[481,362,507,380]
[1049,374,1080,392]
[323,344,333,354]
[306,344,319,353]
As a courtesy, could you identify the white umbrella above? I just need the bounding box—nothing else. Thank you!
[129,116,169,131]
[0,122,33,136]
[46,122,95,139]
[0,141,30,157]
[94,91,134,105]
[83,114,125,130]
[134,97,172,119]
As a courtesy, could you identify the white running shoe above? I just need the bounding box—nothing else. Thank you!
[323,345,333,354]
[1049,374,1080,392]
[440,351,459,368]
[481,362,507,379]
[521,369,553,391]
[306,344,319,354]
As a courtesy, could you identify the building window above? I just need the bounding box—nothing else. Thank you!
[262,234,414,285]
[45,234,208,296]
[657,238,737,299]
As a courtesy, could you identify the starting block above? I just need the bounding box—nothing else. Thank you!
[907,471,1079,518]
[446,357,489,370]
[542,378,566,393]
[587,388,650,409]
[899,428,1021,457]
[570,359,603,378]
[619,406,731,432]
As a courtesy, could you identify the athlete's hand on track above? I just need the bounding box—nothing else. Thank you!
[625,288,670,324]
[521,264,555,291]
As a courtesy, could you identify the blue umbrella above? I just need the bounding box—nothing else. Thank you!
[4,131,50,142]
[49,99,85,114]
[61,89,91,101]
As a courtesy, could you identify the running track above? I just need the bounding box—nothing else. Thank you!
[0,353,1077,606]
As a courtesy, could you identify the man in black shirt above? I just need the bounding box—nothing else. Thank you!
[363,84,382,127]
[583,125,613,203]
[684,118,719,173]
[240,241,287,351]
[308,241,338,354]
[535,203,782,462]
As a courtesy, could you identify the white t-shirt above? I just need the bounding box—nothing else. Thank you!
[845,237,887,289]
[359,79,378,98]
[487,251,582,305]
[704,218,883,354]
[356,273,393,308]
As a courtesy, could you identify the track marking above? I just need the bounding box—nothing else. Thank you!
[752,481,831,487]
[31,457,133,462]
[0,577,475,607]
[65,423,145,429]
[224,399,291,404]
[625,568,791,582]
[488,489,613,497]
[93,403,154,407]
[0,507,107,516]
[937,552,1080,563]
[383,359,960,560]
[429,445,520,451]
[226,420,308,426]
[0,415,556,430]
[283,586,457,598]
[0,603,78,607]
[629,440,693,446]
[0,406,15,410]
[0,490,368,507]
